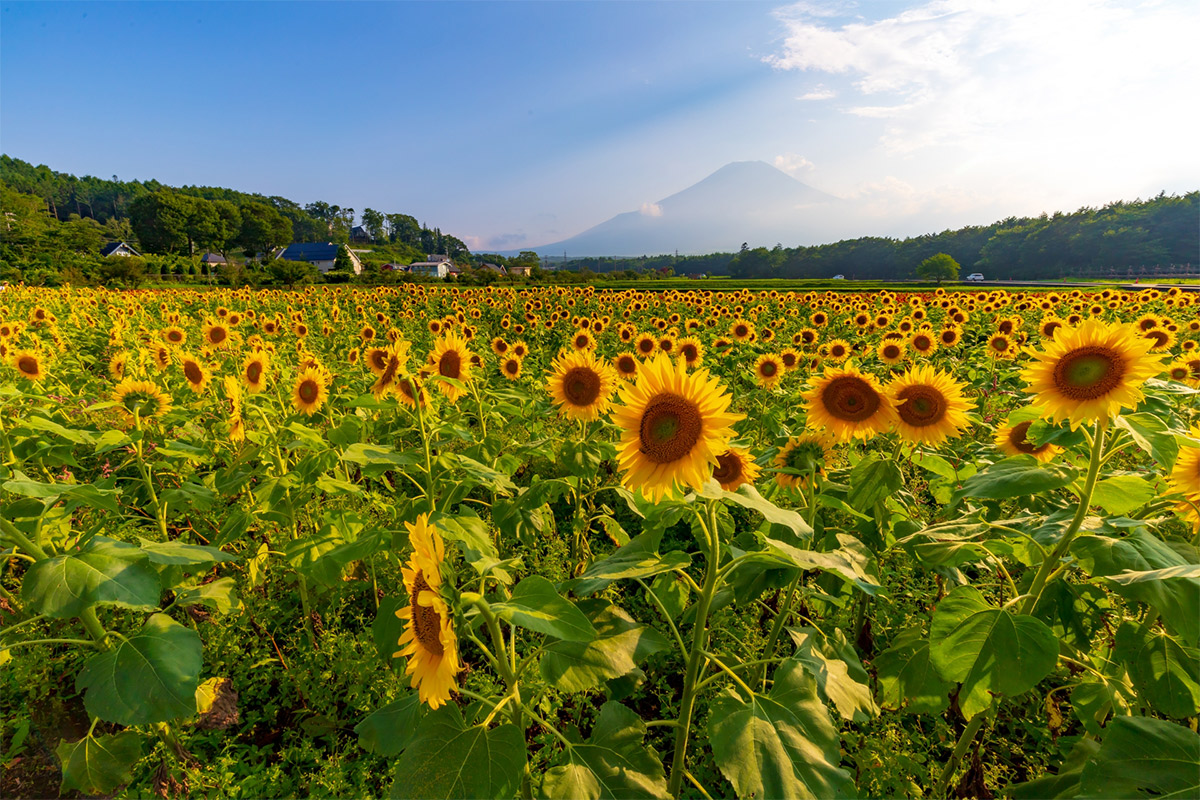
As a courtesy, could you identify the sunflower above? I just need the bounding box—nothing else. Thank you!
[730,319,755,342]
[712,447,761,491]
[754,354,785,389]
[426,331,474,403]
[112,378,172,421]
[612,355,744,502]
[152,345,171,371]
[395,514,461,709]
[511,341,529,360]
[939,327,962,348]
[1038,317,1065,339]
[613,352,640,381]
[1165,360,1192,383]
[8,349,44,381]
[163,326,187,346]
[108,351,129,381]
[490,337,510,357]
[877,340,906,365]
[886,365,974,445]
[774,434,833,490]
[547,348,617,422]
[909,331,938,357]
[1020,319,1161,428]
[634,332,658,359]
[677,337,704,369]
[825,339,851,362]
[292,367,329,416]
[202,319,231,349]
[571,330,596,351]
[802,363,897,442]
[370,343,408,400]
[240,352,268,394]
[1168,428,1200,530]
[779,348,801,371]
[180,354,211,393]
[223,376,246,443]
[500,356,523,380]
[365,345,391,376]
[994,419,1061,463]
[986,333,1019,359]
[1142,327,1174,353]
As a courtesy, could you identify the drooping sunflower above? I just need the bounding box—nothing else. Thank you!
[180,354,211,393]
[108,351,129,381]
[613,352,640,381]
[370,343,408,400]
[612,355,744,502]
[223,376,246,443]
[712,447,761,491]
[774,434,833,490]
[994,418,1061,463]
[1168,428,1200,530]
[1020,319,1161,428]
[426,331,474,403]
[802,363,897,442]
[292,367,329,416]
[365,345,391,376]
[547,348,618,422]
[394,514,461,709]
[395,373,429,410]
[754,353,785,389]
[886,365,975,445]
[112,378,172,421]
[1142,327,1175,353]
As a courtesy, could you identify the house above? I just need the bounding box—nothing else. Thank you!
[507,264,533,277]
[478,263,507,275]
[200,253,227,268]
[276,242,362,275]
[100,241,142,258]
[408,260,450,278]
[349,226,370,242]
[380,262,408,272]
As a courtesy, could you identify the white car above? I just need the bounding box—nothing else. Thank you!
[966,273,985,281]
[831,274,845,280]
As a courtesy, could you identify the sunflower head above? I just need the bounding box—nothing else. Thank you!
[500,356,523,380]
[8,349,44,381]
[426,331,474,403]
[292,366,329,416]
[802,363,897,442]
[774,434,833,490]
[994,418,1061,463]
[112,378,172,421]
[887,365,975,445]
[754,354,785,389]
[395,514,460,709]
[547,349,617,422]
[180,354,210,393]
[712,447,761,491]
[613,352,639,381]
[1020,319,1162,428]
[612,355,744,502]
[1168,427,1200,530]
[877,340,906,365]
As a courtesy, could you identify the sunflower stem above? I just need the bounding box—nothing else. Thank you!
[667,500,721,799]
[755,568,803,688]
[0,517,49,561]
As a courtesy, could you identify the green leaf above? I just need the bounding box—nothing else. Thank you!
[845,454,904,512]
[492,576,596,642]
[874,628,952,715]
[137,537,237,566]
[1078,716,1200,799]
[341,442,419,469]
[373,596,407,666]
[56,731,142,795]
[1072,530,1200,645]
[22,539,160,618]
[2,478,120,513]
[763,536,882,595]
[789,627,878,722]
[928,586,1059,720]
[571,532,691,593]
[541,603,669,693]
[1114,412,1180,470]
[949,455,1076,506]
[173,577,239,614]
[1010,738,1100,799]
[1089,475,1157,515]
[76,613,202,725]
[646,573,689,620]
[708,658,855,800]
[698,480,813,539]
[355,694,423,758]
[390,704,526,800]
[910,451,957,480]
[1114,622,1200,718]
[542,702,669,800]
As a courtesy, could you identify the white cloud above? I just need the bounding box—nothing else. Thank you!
[639,202,663,217]
[797,87,836,100]
[774,153,816,174]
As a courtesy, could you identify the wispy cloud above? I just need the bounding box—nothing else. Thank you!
[639,202,663,217]
[773,153,815,175]
[796,87,836,100]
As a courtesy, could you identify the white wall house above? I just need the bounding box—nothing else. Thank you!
[276,242,362,275]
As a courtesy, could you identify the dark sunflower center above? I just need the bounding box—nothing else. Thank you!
[1187,359,1200,378]
[184,361,203,384]
[246,362,262,383]
[999,320,1014,334]
[802,332,815,343]
[830,345,846,357]
[941,331,957,344]
[505,360,519,375]
[821,376,881,422]
[914,336,932,350]
[760,361,778,377]
[897,385,947,427]
[1138,319,1157,331]
[1146,330,1168,347]
[380,357,400,384]
[370,350,388,371]
[298,379,319,403]
[17,356,38,375]
[681,344,698,362]
[1053,346,1125,399]
[439,350,462,379]
[410,570,444,656]
[883,345,901,359]
[1169,366,1188,380]
[1009,421,1046,454]
[1043,322,1061,337]
[496,340,508,353]
[990,337,1009,351]
[209,327,227,344]
[638,339,654,354]
[781,352,797,368]
[168,330,182,342]
[563,367,601,406]
[712,452,742,483]
[639,392,702,464]
[618,356,637,374]
[575,335,589,348]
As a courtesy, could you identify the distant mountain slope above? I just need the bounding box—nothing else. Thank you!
[528,161,839,257]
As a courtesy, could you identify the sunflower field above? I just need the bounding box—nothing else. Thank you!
[1,283,1198,799]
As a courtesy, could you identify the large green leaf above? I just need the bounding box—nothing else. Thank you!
[172,577,239,614]
[874,628,952,715]
[788,627,878,722]
[707,658,855,800]
[1078,716,1200,799]
[355,694,423,758]
[1010,739,1100,799]
[56,731,142,795]
[1088,475,1157,516]
[1113,622,1200,719]
[492,576,596,642]
[76,613,202,725]
[542,702,669,800]
[928,586,1059,719]
[541,603,668,693]
[571,532,691,594]
[22,538,160,618]
[698,481,813,539]
[390,704,525,800]
[1072,530,1200,645]
[845,454,904,512]
[2,478,121,513]
[763,536,882,595]
[949,455,1076,506]
[1114,412,1179,470]
[136,537,238,566]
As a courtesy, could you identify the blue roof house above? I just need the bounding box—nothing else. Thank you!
[275,243,362,275]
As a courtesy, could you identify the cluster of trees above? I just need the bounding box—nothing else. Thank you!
[0,155,473,284]
[726,192,1197,280]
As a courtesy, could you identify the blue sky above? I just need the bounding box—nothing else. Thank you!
[2,1,1197,251]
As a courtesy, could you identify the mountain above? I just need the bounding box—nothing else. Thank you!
[528,161,839,257]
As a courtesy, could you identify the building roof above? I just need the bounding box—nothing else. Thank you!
[278,242,341,261]
[100,241,141,257]
[200,252,227,264]
[479,263,506,273]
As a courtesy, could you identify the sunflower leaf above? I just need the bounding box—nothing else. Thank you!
[492,576,596,642]
[389,704,525,800]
